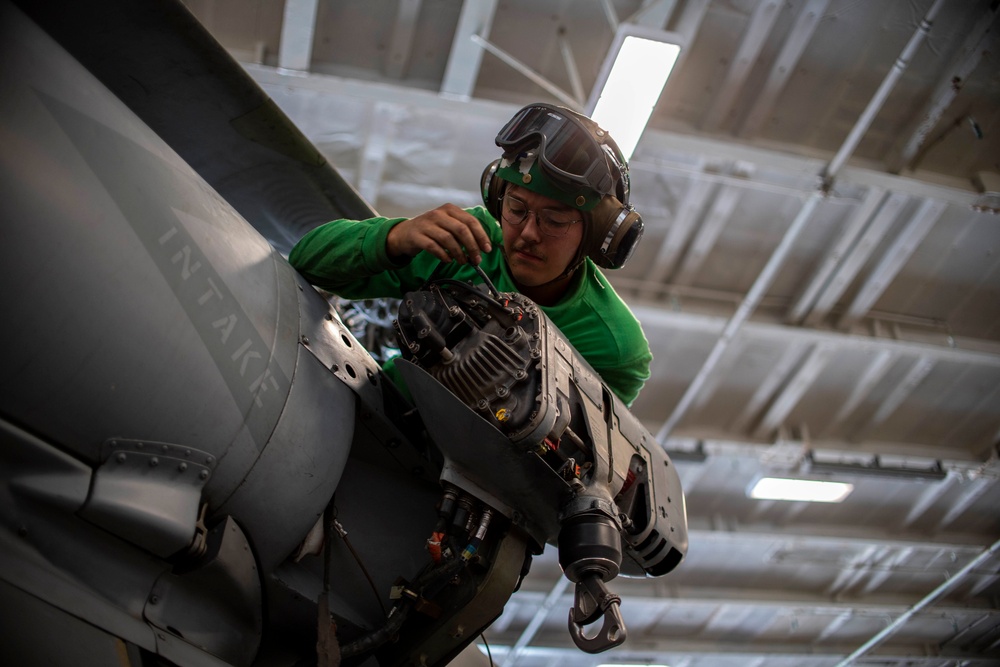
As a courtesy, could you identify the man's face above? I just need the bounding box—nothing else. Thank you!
[501,185,584,288]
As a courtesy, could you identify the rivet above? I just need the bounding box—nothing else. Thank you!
[178,463,188,472]
[576,195,586,206]
[116,453,127,464]
[149,457,159,467]
[200,470,210,480]
[522,174,532,184]
[206,456,215,464]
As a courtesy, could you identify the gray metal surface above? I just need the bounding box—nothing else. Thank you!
[1,3,576,664]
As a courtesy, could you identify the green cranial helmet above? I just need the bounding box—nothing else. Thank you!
[483,103,644,271]
[494,149,605,211]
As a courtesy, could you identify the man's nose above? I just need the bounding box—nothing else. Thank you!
[520,211,544,242]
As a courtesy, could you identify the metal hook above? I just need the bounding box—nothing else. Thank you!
[567,576,627,653]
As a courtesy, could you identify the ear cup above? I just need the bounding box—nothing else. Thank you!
[596,208,643,269]
[585,196,643,269]
[480,159,505,219]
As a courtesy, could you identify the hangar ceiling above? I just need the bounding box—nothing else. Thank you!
[182,1,1000,665]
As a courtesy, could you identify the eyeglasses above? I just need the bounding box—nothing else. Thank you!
[500,195,581,238]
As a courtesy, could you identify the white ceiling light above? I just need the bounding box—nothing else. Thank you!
[749,477,854,503]
[586,25,683,161]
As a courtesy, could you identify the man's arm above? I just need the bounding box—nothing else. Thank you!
[288,205,494,299]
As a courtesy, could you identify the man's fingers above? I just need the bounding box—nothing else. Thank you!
[390,204,494,264]
[437,204,493,257]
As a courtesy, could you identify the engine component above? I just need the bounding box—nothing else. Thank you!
[395,279,688,653]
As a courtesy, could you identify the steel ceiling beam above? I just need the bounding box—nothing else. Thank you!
[440,0,498,99]
[753,341,835,438]
[702,0,782,131]
[647,0,961,440]
[278,0,319,72]
[469,34,581,110]
[629,305,1000,369]
[803,192,910,327]
[740,0,830,136]
[833,537,1000,666]
[638,175,714,299]
[385,0,422,79]
[838,198,949,329]
[787,186,887,325]
[673,185,743,285]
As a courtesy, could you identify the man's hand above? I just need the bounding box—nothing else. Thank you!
[386,204,493,265]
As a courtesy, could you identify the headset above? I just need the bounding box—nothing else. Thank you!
[480,104,644,270]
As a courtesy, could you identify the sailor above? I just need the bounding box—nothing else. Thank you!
[289,103,651,405]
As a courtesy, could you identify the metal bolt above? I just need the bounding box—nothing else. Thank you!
[150,595,159,605]
[149,457,159,467]
[200,470,209,480]
[178,463,188,472]
[116,453,127,464]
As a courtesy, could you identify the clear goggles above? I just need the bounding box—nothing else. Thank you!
[495,104,628,200]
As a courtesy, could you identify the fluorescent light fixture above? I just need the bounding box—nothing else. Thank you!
[587,25,683,161]
[749,477,854,503]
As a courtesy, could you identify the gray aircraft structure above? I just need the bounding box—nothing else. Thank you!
[0,1,688,665]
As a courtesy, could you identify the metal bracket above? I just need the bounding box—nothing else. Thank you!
[78,439,215,557]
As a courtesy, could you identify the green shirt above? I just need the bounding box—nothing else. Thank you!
[288,207,651,406]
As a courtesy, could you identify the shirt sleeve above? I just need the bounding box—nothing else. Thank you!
[287,208,504,300]
[287,216,411,297]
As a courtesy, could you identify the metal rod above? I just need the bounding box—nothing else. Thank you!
[833,537,1000,666]
[558,32,586,105]
[470,34,582,110]
[824,0,948,183]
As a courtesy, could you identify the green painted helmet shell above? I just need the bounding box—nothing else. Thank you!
[495,151,602,212]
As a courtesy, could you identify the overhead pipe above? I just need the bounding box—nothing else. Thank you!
[833,537,1000,666]
[655,0,950,444]
[824,0,948,185]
